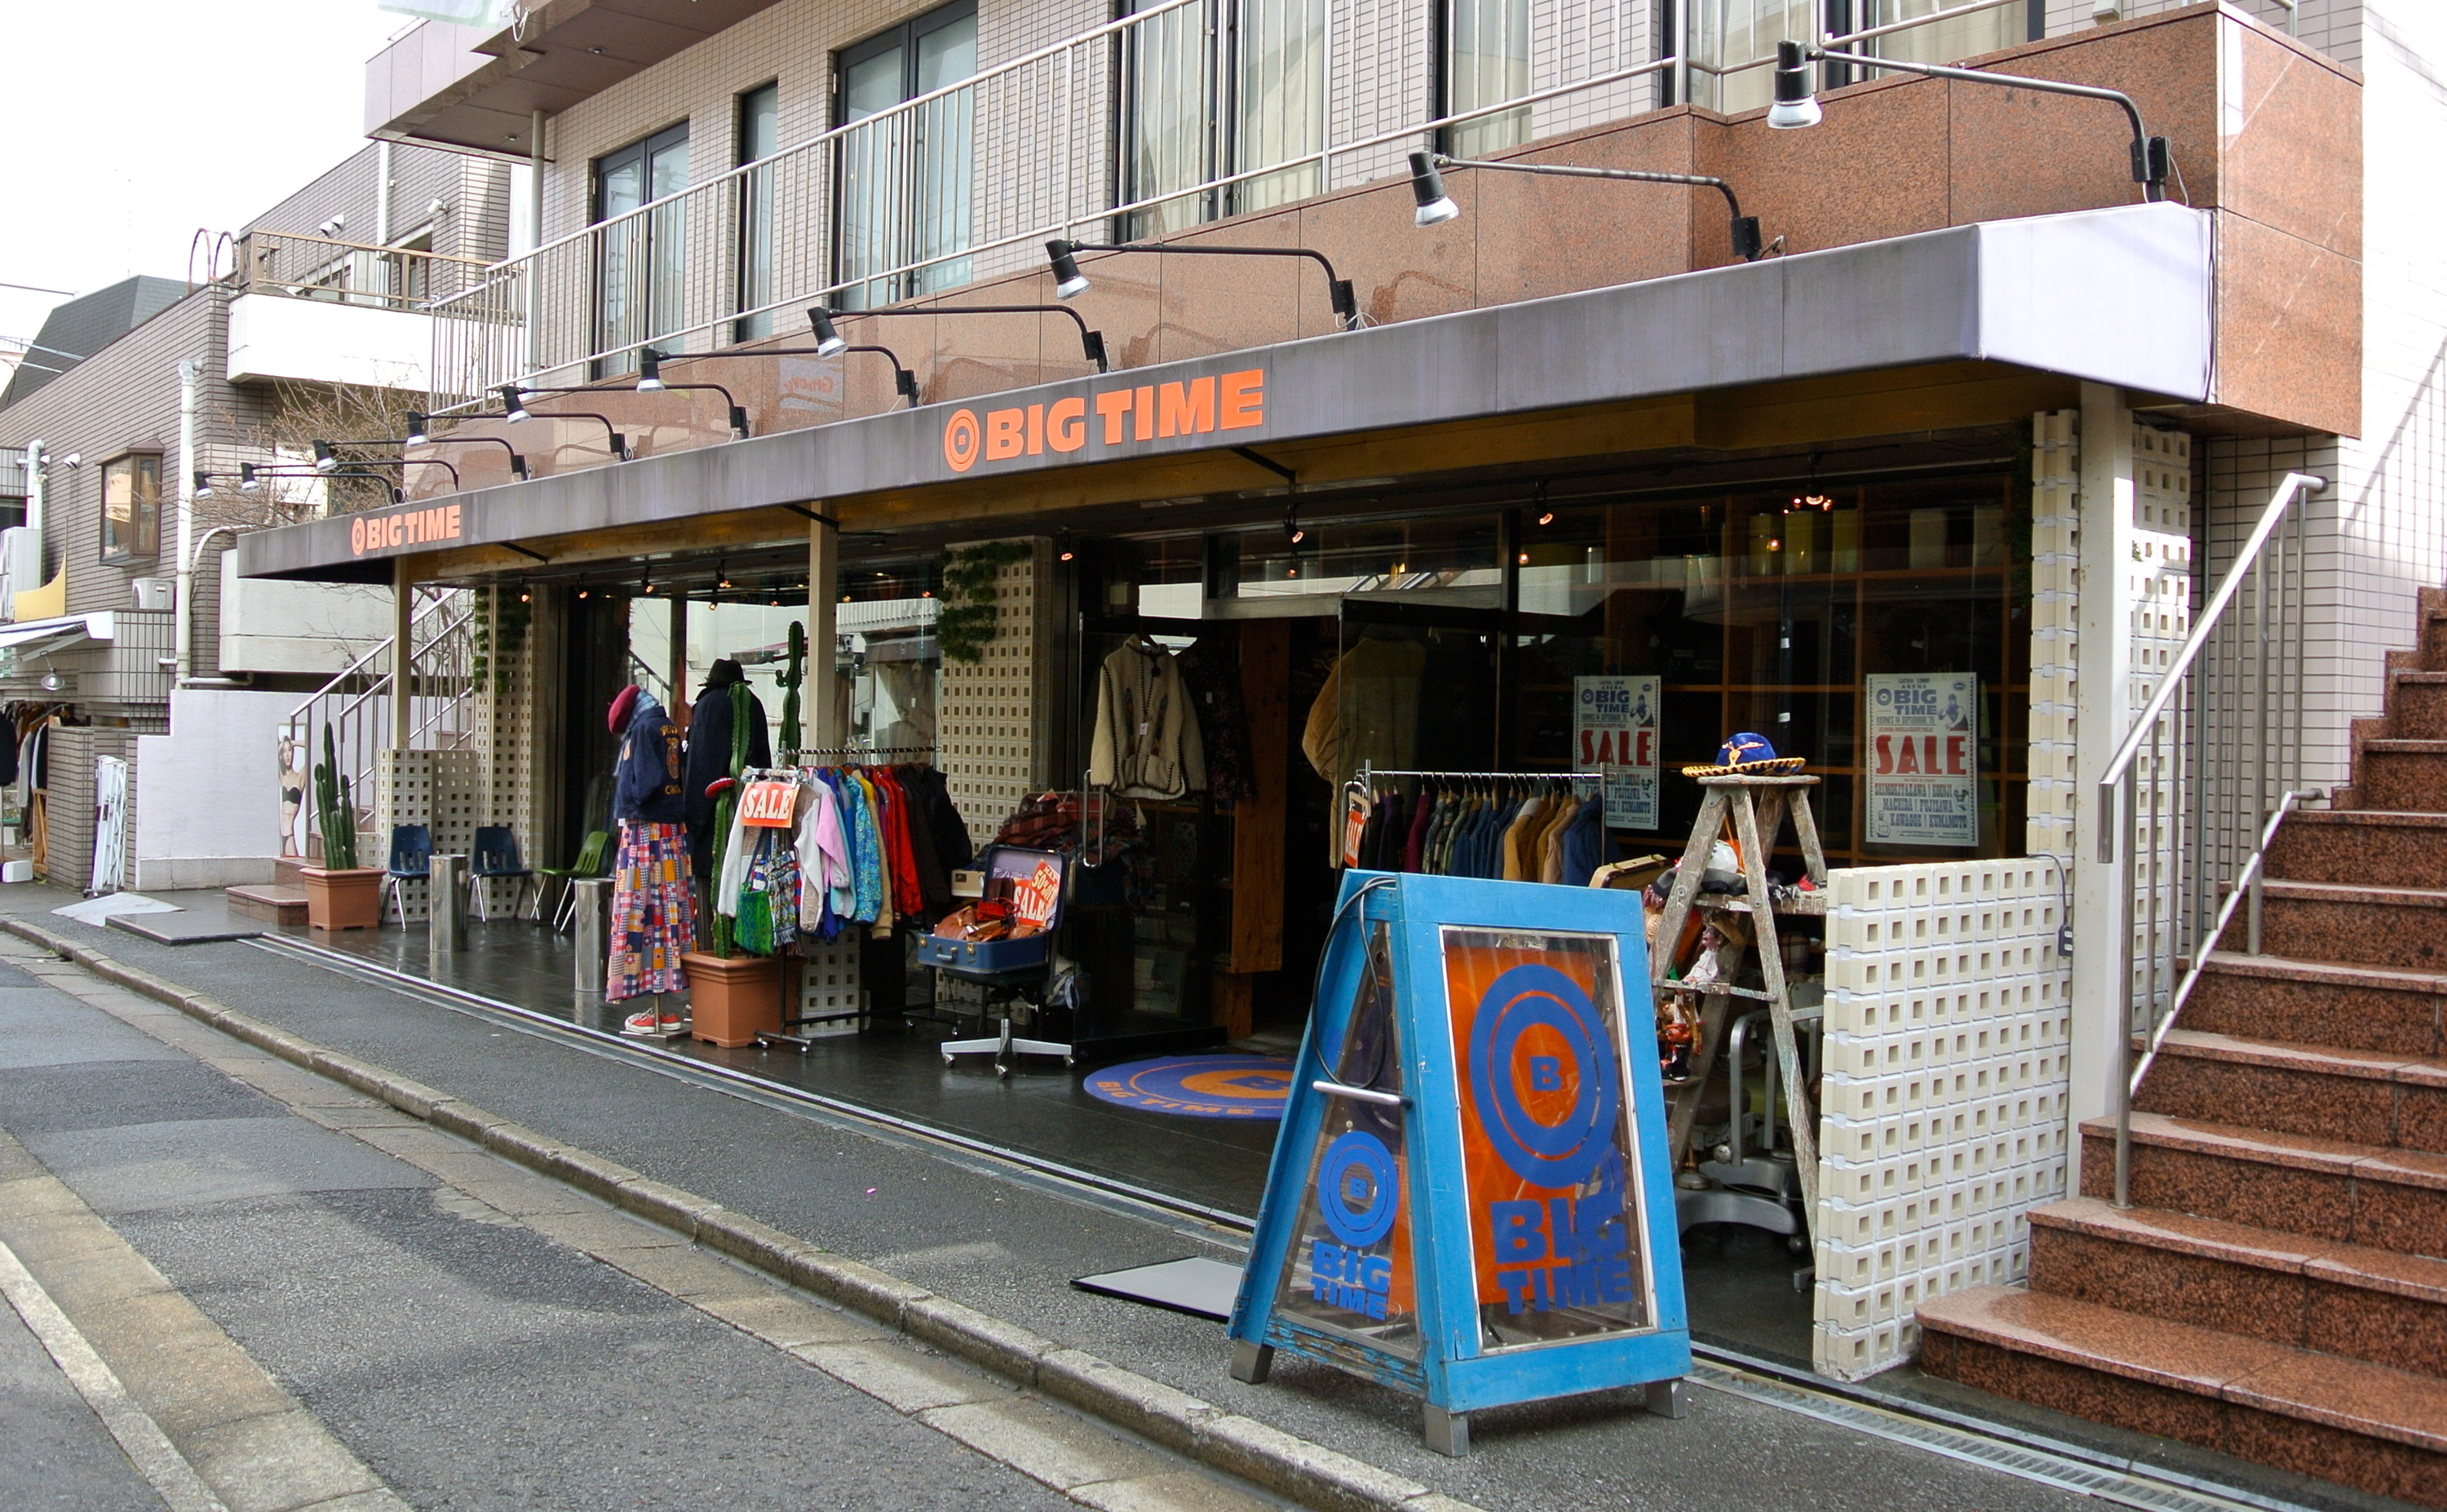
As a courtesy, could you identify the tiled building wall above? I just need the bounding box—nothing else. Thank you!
[2047,1,2354,65]
[477,582,542,917]
[41,726,136,893]
[1813,858,2075,1380]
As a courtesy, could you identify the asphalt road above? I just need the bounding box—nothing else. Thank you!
[0,893,2158,1512]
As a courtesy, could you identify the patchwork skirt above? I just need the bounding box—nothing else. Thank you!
[608,820,695,1001]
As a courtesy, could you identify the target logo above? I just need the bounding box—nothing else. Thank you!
[1308,1130,1398,1320]
[1467,964,1621,1189]
[942,408,981,472]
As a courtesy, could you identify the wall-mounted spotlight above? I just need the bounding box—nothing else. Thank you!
[489,385,632,460]
[1407,151,1766,261]
[834,303,1113,374]
[808,307,848,357]
[193,471,215,499]
[1768,40,2170,201]
[1047,238,1361,329]
[497,385,532,422]
[239,463,261,493]
[635,348,750,438]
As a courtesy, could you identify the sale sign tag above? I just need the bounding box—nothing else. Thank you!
[1010,859,1062,926]
[1865,673,1978,846]
[1573,675,1660,830]
[738,779,799,828]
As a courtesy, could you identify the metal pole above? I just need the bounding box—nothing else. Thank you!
[391,559,414,752]
[2113,764,2137,1209]
[572,876,609,997]
[430,852,467,972]
[173,359,201,682]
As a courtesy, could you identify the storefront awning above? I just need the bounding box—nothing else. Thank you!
[237,201,2212,585]
[0,612,119,659]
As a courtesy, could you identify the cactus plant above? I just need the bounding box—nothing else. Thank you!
[777,620,805,757]
[312,725,358,870]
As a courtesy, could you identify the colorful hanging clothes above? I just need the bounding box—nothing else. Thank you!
[607,820,694,1001]
[734,826,800,956]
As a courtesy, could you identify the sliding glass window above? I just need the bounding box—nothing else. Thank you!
[1445,0,1529,155]
[736,83,780,341]
[595,122,690,375]
[1122,0,1325,237]
[835,0,978,310]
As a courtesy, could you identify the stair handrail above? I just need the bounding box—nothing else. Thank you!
[2095,471,2325,1211]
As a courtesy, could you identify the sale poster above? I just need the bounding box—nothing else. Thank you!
[1573,675,1660,830]
[1865,674,1978,847]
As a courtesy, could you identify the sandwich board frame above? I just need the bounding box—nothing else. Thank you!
[1227,870,1690,1455]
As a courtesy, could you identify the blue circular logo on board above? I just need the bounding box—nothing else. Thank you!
[1316,1130,1400,1249]
[1080,1054,1291,1120]
[1466,962,1621,1190]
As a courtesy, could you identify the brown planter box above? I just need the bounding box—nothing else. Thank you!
[681,951,781,1046]
[300,867,383,932]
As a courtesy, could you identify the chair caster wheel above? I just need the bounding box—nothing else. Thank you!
[941,1054,955,1068]
[995,1062,1011,1080]
[1787,1234,1810,1255]
[1064,1055,1075,1068]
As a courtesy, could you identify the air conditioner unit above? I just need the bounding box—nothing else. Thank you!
[132,577,173,612]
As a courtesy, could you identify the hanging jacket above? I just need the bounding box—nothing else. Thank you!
[1560,798,1608,888]
[611,694,687,825]
[684,660,772,878]
[796,776,852,935]
[1089,639,1207,799]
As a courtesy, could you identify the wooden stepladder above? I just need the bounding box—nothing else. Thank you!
[1651,773,1829,1231]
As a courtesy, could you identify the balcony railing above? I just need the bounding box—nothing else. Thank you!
[427,0,2040,413]
[238,231,491,316]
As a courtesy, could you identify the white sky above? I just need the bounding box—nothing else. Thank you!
[0,3,415,353]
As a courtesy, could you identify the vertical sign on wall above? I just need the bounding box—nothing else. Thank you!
[1573,675,1660,830]
[1865,673,1978,847]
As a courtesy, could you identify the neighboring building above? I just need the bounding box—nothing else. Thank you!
[223,0,2445,1493]
[0,139,511,891]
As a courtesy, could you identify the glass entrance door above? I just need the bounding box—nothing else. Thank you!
[595,122,691,374]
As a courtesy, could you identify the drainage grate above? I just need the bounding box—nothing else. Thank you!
[1690,1359,2293,1512]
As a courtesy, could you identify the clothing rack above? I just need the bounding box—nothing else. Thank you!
[1354,763,1605,785]
[785,745,936,761]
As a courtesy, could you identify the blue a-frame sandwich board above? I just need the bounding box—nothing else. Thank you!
[1227,869,1691,1455]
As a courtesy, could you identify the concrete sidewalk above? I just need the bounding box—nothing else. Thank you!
[0,884,2381,1512]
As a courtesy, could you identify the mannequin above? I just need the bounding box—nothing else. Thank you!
[604,683,696,1033]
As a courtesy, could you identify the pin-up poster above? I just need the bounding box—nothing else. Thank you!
[1865,673,1978,847]
[1573,675,1660,831]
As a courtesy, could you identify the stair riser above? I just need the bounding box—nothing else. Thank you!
[2358,750,2447,812]
[2389,683,2447,741]
[2266,821,2447,891]
[2079,1128,2447,1261]
[2029,1227,2447,1378]
[1920,1333,2447,1510]
[2137,1054,2447,1155]
[2184,968,2444,1058]
[2260,893,2447,972]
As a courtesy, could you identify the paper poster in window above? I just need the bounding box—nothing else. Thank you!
[1573,674,1659,831]
[1865,674,1977,847]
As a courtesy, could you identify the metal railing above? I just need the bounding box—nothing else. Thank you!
[428,0,2028,413]
[2097,471,2328,1209]
[237,231,491,315]
[285,586,478,861]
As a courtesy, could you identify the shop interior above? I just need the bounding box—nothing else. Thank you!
[288,425,2034,1364]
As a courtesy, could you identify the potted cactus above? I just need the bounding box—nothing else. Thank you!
[299,726,382,931]
[683,682,781,1045]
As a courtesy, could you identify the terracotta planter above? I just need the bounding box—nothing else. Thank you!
[681,951,781,1046]
[300,867,383,932]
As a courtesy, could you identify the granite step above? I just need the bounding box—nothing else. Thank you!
[2184,952,2445,1059]
[2354,739,2447,812]
[2258,878,2447,973]
[2264,807,2447,891]
[2385,672,2447,741]
[2078,1112,2447,1261]
[224,883,308,925]
[2028,1196,2447,1379]
[1918,1284,2447,1509]
[2135,1028,2447,1153]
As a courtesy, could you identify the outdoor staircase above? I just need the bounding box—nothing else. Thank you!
[1918,588,2447,1510]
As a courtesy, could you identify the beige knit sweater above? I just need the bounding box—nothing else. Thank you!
[1089,640,1207,799]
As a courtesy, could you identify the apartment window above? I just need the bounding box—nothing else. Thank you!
[388,228,435,308]
[595,122,691,372]
[1446,0,1531,155]
[1122,0,1325,238]
[835,0,977,309]
[737,82,781,341]
[100,453,161,564]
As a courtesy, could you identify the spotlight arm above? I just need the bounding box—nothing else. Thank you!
[332,456,463,490]
[1428,154,1764,260]
[1053,239,1361,330]
[635,350,754,436]
[677,343,923,408]
[493,405,628,460]
[340,432,530,477]
[1805,46,2166,201]
[839,304,1112,372]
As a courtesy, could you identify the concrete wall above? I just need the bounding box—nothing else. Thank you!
[224,293,431,392]
[215,555,392,676]
[132,688,296,890]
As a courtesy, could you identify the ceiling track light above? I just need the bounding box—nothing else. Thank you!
[1408,152,1766,263]
[1283,506,1306,546]
[1047,238,1362,330]
[1768,39,2170,201]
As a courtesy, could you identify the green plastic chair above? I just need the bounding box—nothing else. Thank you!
[541,829,610,932]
